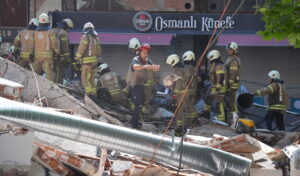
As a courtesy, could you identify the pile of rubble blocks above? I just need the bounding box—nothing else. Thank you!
[1,58,300,176]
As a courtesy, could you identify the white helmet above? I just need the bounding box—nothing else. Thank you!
[98,63,109,73]
[63,19,74,29]
[207,50,220,61]
[166,54,180,67]
[9,45,14,54]
[182,51,195,61]
[128,37,141,50]
[29,18,39,27]
[83,22,94,31]
[268,70,280,79]
[38,13,49,24]
[226,42,238,53]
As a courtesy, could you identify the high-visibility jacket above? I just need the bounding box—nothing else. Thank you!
[34,30,54,61]
[225,55,241,90]
[209,61,226,94]
[184,64,197,93]
[14,29,34,59]
[254,81,288,112]
[75,34,102,64]
[100,71,123,95]
[172,66,187,95]
[48,27,70,61]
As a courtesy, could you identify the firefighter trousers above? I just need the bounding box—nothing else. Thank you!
[265,110,285,131]
[81,62,97,95]
[54,57,68,84]
[32,59,54,81]
[227,89,238,113]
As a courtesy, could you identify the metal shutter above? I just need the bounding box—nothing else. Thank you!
[215,46,300,97]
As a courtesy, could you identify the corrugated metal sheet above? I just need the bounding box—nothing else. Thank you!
[216,46,300,97]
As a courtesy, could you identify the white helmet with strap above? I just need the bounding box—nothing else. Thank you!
[226,41,238,53]
[166,54,180,67]
[63,19,74,29]
[38,13,49,24]
[182,51,195,61]
[98,63,109,73]
[268,70,280,79]
[207,50,220,61]
[83,22,95,31]
[128,37,141,50]
[29,18,39,27]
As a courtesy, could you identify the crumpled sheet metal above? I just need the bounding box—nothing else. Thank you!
[0,97,252,176]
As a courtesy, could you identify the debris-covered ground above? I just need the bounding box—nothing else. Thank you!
[0,58,300,176]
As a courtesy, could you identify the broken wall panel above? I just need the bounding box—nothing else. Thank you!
[0,58,94,119]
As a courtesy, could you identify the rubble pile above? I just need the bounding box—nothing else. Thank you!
[0,58,300,176]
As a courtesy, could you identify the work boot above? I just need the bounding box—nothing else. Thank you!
[131,120,142,129]
[175,125,187,137]
[200,110,210,119]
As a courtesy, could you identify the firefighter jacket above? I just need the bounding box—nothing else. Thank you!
[254,79,288,112]
[14,28,34,59]
[48,27,70,61]
[34,26,54,61]
[100,71,123,96]
[225,55,241,90]
[209,60,226,94]
[171,65,187,95]
[75,32,102,64]
[184,64,197,92]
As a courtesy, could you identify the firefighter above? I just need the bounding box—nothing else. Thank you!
[253,70,288,131]
[182,51,198,126]
[75,22,102,96]
[13,18,38,69]
[98,63,131,109]
[48,19,74,84]
[204,50,226,122]
[125,37,142,96]
[165,54,188,135]
[127,43,160,129]
[32,13,55,81]
[225,42,241,118]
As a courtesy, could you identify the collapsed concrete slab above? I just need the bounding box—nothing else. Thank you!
[0,57,94,119]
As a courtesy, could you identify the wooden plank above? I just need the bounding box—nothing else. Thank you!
[84,95,123,126]
[94,148,107,176]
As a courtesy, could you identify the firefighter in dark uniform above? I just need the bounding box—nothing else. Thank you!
[127,43,160,129]
[253,70,288,131]
[98,63,131,109]
[48,19,73,84]
[182,51,198,126]
[165,54,189,135]
[225,42,241,118]
[204,50,226,121]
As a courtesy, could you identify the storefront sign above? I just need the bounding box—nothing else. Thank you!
[52,11,264,35]
[0,28,22,42]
